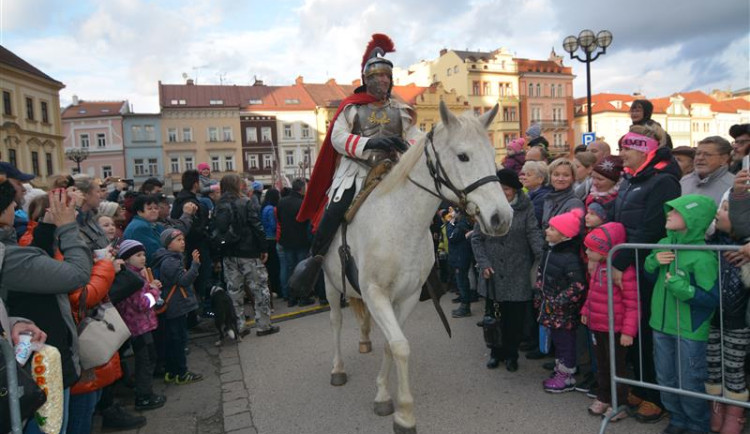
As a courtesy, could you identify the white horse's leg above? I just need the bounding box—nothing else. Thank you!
[365,286,417,432]
[326,279,347,386]
[373,343,394,416]
[358,303,372,354]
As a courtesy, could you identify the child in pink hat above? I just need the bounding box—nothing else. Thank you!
[535,208,587,393]
[502,137,526,175]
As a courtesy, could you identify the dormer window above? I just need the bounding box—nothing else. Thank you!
[209,99,223,105]
[284,99,300,105]
[101,109,110,113]
[249,99,262,105]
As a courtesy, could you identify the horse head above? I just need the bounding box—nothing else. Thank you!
[432,100,513,236]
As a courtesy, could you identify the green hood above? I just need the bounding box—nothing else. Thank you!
[664,194,717,244]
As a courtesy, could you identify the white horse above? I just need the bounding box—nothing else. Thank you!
[322,101,513,434]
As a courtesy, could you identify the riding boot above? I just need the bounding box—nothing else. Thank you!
[288,186,355,299]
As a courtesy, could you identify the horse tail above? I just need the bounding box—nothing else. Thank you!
[349,297,368,322]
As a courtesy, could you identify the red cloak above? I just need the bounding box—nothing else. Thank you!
[296,92,379,229]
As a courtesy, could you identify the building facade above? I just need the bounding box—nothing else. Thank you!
[516,50,575,154]
[0,44,65,186]
[159,81,243,189]
[62,98,129,178]
[123,113,162,186]
[573,91,750,152]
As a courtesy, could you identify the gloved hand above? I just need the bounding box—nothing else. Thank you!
[665,269,695,301]
[364,136,409,153]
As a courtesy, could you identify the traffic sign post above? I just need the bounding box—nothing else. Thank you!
[582,132,596,146]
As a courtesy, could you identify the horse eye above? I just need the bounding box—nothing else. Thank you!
[457,153,470,162]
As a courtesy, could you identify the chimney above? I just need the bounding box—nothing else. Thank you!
[72,95,79,106]
[326,78,337,85]
[253,78,264,86]
[295,76,304,85]
[186,79,194,85]
[439,48,447,56]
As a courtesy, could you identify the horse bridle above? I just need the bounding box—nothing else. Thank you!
[407,128,500,215]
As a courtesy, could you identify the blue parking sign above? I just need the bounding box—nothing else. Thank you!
[582,132,596,146]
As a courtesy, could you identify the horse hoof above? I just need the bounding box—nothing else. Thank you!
[393,422,416,434]
[330,372,347,386]
[359,341,372,353]
[374,400,394,416]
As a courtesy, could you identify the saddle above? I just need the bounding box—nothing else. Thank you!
[344,151,396,223]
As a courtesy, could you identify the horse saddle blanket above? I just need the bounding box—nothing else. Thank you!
[344,157,395,223]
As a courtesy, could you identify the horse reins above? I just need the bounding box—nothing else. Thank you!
[407,128,500,215]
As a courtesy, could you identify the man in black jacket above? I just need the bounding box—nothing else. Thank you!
[277,178,313,307]
[213,174,279,336]
[171,170,213,316]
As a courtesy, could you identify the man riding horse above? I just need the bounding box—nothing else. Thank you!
[290,34,416,297]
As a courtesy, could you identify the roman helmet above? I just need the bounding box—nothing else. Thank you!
[360,33,396,96]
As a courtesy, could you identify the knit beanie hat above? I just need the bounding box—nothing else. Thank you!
[197,163,210,172]
[160,228,183,248]
[118,239,145,260]
[526,123,542,139]
[587,201,608,223]
[548,208,584,239]
[252,181,263,192]
[592,155,624,182]
[584,222,627,256]
[508,137,526,154]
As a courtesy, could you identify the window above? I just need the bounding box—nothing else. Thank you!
[550,85,556,98]
[482,82,490,96]
[134,159,145,176]
[245,127,257,143]
[222,127,233,141]
[446,68,452,76]
[208,127,218,142]
[2,91,10,115]
[224,155,234,171]
[43,153,53,175]
[419,123,426,132]
[536,84,541,97]
[31,151,40,176]
[25,97,34,120]
[503,107,517,122]
[248,154,258,169]
[263,154,272,168]
[473,107,481,116]
[131,125,143,140]
[80,134,90,148]
[249,99,262,105]
[97,133,106,148]
[170,157,180,173]
[472,81,480,95]
[261,127,272,142]
[303,149,311,165]
[531,107,541,122]
[285,150,295,166]
[283,124,293,139]
[148,158,158,175]
[102,165,113,178]
[144,125,155,141]
[167,128,177,142]
[301,124,311,139]
[528,83,533,96]
[170,99,178,105]
[41,102,49,123]
[8,149,16,168]
[453,66,459,73]
[182,127,193,142]
[184,156,194,170]
[211,156,220,172]
[284,99,300,105]
[558,84,563,97]
[178,99,186,105]
[209,99,223,105]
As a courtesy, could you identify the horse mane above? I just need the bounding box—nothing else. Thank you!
[377,131,428,195]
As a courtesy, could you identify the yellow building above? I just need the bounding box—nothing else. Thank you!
[0,44,65,186]
[158,80,243,189]
[394,47,521,161]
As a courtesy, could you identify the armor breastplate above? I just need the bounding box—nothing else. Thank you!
[352,102,403,139]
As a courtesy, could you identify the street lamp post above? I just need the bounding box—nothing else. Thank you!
[65,148,89,174]
[562,30,613,134]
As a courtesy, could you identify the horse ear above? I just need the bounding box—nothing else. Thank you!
[439,100,458,127]
[477,104,499,128]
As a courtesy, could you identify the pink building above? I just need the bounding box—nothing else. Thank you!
[62,97,129,179]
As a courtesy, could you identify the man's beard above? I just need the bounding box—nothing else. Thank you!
[366,78,389,100]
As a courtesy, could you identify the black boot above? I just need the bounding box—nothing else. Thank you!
[101,403,147,430]
[486,347,504,369]
[288,255,324,300]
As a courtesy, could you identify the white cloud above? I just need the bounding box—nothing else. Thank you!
[1,0,747,113]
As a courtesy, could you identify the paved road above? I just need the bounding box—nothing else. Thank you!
[239,298,669,434]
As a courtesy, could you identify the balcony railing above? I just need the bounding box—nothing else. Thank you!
[530,119,570,129]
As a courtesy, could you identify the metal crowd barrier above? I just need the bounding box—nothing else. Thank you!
[599,243,746,434]
[1,337,23,434]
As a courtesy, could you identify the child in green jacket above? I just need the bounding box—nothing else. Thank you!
[645,194,719,433]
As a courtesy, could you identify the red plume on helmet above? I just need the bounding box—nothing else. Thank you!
[361,33,396,72]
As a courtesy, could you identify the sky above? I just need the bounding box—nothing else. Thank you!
[1,0,748,113]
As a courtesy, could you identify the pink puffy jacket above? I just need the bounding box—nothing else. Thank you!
[581,263,639,336]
